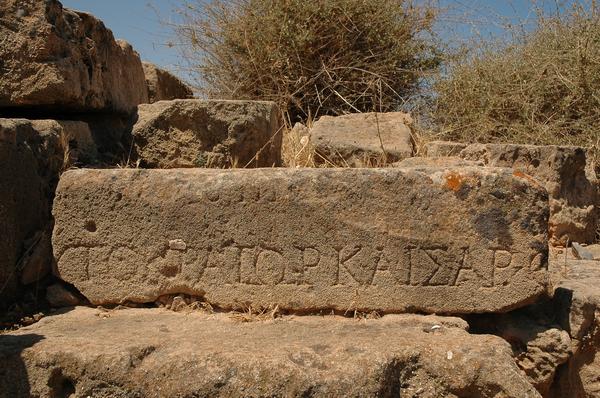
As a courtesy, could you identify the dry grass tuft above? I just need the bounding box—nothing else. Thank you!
[281,120,316,168]
[230,304,281,322]
[433,3,600,173]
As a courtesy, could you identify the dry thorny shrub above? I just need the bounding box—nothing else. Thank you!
[169,0,599,172]
[173,0,441,124]
[432,2,600,173]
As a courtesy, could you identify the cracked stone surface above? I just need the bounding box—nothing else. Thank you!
[53,167,549,314]
[0,307,541,398]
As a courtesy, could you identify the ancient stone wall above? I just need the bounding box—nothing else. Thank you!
[2,1,600,397]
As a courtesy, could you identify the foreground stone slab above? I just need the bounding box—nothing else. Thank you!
[311,112,414,166]
[548,253,600,397]
[53,167,549,314]
[142,62,193,103]
[132,100,282,168]
[0,0,147,113]
[426,141,598,245]
[0,118,98,181]
[0,307,541,397]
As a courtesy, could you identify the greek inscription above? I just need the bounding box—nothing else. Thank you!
[240,246,259,284]
[334,245,380,286]
[408,247,470,286]
[371,245,410,286]
[255,249,285,285]
[494,250,512,268]
[204,246,241,284]
[284,246,322,285]
[69,242,531,289]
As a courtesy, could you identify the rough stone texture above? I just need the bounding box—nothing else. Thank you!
[142,62,193,103]
[19,231,52,285]
[311,112,414,167]
[549,253,600,398]
[392,157,484,169]
[0,118,98,192]
[53,167,549,314]
[132,100,282,168]
[0,141,45,304]
[426,142,598,245]
[0,0,148,113]
[425,141,467,157]
[0,118,98,289]
[0,307,541,398]
[468,310,571,397]
[45,283,82,308]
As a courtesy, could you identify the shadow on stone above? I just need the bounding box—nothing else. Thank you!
[0,333,44,398]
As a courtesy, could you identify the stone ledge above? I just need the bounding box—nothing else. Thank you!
[53,167,549,314]
[0,307,540,397]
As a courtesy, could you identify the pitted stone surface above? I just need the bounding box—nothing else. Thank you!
[426,141,598,245]
[311,112,414,166]
[0,0,148,113]
[142,62,193,103]
[0,307,541,398]
[132,99,282,168]
[52,167,549,313]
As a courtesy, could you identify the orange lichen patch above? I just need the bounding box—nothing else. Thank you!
[513,170,543,188]
[444,172,464,192]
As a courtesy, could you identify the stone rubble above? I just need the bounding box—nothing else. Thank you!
[142,62,194,103]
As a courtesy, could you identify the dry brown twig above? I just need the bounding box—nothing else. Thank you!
[170,0,441,125]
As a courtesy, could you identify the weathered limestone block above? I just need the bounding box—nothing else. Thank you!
[53,167,549,313]
[132,99,282,168]
[468,310,572,396]
[0,141,45,304]
[0,0,148,113]
[1,119,97,181]
[0,118,97,216]
[0,307,541,398]
[142,62,193,103]
[549,254,600,398]
[311,112,414,167]
[0,118,97,290]
[426,141,598,245]
[392,156,484,168]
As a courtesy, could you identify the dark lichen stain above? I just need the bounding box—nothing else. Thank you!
[491,190,507,200]
[455,183,471,200]
[473,208,513,245]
